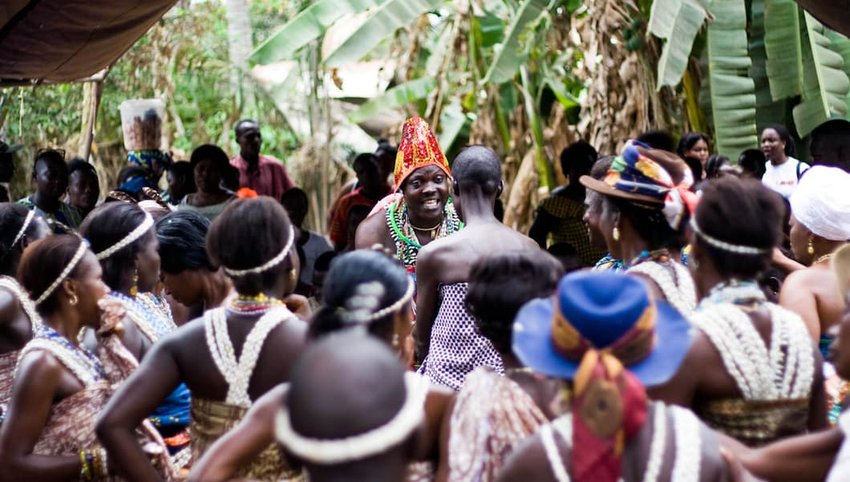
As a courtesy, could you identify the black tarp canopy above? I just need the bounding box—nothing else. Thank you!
[0,0,177,85]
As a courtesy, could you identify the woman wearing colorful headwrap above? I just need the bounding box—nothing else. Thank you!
[498,270,732,482]
[650,177,826,446]
[355,117,462,276]
[580,141,698,316]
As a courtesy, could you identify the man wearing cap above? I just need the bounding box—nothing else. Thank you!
[415,145,539,390]
[355,117,463,275]
[230,119,294,200]
[0,141,22,202]
[498,271,733,482]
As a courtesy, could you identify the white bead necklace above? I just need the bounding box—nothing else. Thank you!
[539,403,701,482]
[0,276,42,329]
[692,294,814,400]
[642,403,667,482]
[108,292,176,343]
[627,261,696,316]
[17,325,106,387]
[203,306,291,407]
[670,405,701,482]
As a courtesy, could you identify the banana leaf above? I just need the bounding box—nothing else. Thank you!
[347,77,436,123]
[764,0,803,101]
[793,13,850,137]
[250,0,385,65]
[750,0,788,128]
[655,0,708,88]
[826,29,850,114]
[707,0,759,157]
[323,0,444,68]
[438,101,469,152]
[482,0,553,85]
[648,0,682,39]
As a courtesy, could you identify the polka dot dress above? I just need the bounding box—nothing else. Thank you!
[419,283,504,390]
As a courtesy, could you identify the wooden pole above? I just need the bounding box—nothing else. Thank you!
[80,77,104,162]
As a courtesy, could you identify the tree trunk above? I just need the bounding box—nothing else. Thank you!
[223,0,256,115]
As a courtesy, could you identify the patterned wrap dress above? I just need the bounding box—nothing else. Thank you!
[418,283,503,391]
[446,368,548,482]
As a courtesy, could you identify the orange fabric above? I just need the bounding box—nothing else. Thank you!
[393,117,451,191]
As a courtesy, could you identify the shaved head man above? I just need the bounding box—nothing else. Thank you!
[276,333,427,482]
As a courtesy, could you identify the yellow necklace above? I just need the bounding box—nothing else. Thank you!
[815,253,835,265]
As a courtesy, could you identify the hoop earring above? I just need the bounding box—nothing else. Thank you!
[612,226,620,242]
[807,237,815,256]
[130,268,139,297]
[69,293,78,306]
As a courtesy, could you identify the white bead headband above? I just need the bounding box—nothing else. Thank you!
[360,278,414,322]
[339,277,414,325]
[34,240,89,305]
[222,225,295,277]
[11,210,35,248]
[94,213,154,260]
[690,218,770,255]
[274,372,428,464]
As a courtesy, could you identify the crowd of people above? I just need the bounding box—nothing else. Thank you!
[0,110,849,482]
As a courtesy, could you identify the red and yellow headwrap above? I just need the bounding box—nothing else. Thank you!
[551,298,653,482]
[393,117,452,191]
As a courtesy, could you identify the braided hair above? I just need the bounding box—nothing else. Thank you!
[310,250,411,344]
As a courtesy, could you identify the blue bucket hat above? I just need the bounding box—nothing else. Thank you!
[512,270,692,387]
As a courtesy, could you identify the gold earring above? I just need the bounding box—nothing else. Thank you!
[130,268,139,297]
[807,237,815,256]
[69,293,78,306]
[612,227,620,242]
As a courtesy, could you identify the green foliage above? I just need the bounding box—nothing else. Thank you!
[706,0,758,157]
[764,0,803,101]
[323,0,445,67]
[0,0,301,197]
[483,0,554,85]
[651,0,708,88]
[793,12,850,137]
[251,0,385,64]
[348,78,436,123]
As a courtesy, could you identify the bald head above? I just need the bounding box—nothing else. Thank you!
[284,333,414,481]
[290,332,407,441]
[452,145,502,195]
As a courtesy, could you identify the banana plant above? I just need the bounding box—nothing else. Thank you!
[706,0,758,156]
[793,12,850,137]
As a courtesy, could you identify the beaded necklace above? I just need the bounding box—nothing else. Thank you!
[108,291,176,342]
[704,280,765,308]
[386,199,463,272]
[0,276,42,329]
[227,293,286,316]
[204,306,291,407]
[20,324,106,386]
[627,249,671,268]
[626,249,696,316]
[693,283,814,400]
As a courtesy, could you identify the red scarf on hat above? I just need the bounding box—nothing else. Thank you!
[551,300,653,482]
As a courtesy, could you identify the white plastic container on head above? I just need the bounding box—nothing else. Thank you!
[119,99,165,151]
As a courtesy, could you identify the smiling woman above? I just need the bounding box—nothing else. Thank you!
[354,117,463,275]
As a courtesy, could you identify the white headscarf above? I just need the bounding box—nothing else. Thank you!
[790,166,850,241]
